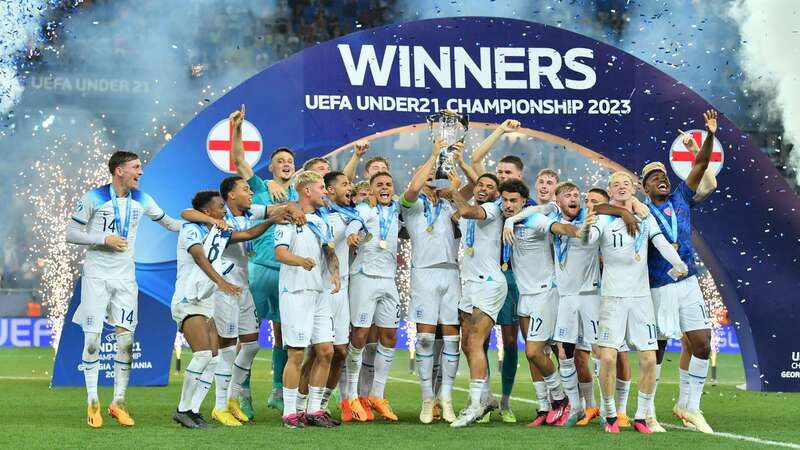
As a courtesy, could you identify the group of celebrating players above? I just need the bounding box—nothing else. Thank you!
[67,103,720,435]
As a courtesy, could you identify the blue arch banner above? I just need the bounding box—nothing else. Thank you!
[53,17,800,391]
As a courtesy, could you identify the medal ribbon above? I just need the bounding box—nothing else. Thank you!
[553,208,585,269]
[109,185,132,239]
[225,207,254,255]
[377,201,397,243]
[647,201,678,243]
[421,194,443,231]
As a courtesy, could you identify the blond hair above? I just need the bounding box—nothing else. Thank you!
[554,181,579,196]
[536,168,560,182]
[607,171,635,187]
[294,170,323,190]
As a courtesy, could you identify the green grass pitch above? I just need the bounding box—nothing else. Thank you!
[1,347,799,449]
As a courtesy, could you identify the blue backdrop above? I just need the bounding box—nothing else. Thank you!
[53,17,800,391]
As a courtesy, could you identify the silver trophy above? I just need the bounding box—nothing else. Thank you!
[427,109,469,187]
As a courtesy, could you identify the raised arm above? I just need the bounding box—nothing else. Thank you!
[230,104,255,181]
[187,243,241,296]
[470,119,520,175]
[685,110,717,192]
[447,170,486,220]
[342,140,369,181]
[678,127,718,203]
[452,143,478,200]
[402,138,446,204]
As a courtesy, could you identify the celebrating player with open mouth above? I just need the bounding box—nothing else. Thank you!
[68,151,183,428]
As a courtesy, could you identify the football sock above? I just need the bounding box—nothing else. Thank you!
[415,333,436,401]
[687,356,709,412]
[112,331,133,404]
[635,391,654,420]
[579,381,596,409]
[229,341,259,400]
[179,350,211,412]
[214,345,235,410]
[440,335,460,402]
[359,342,377,397]
[615,379,631,414]
[345,344,363,401]
[559,357,580,409]
[190,355,218,413]
[82,332,101,404]
[370,342,395,399]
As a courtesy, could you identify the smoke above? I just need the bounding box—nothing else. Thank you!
[615,1,747,124]
[730,0,800,184]
[391,0,615,43]
[0,0,56,114]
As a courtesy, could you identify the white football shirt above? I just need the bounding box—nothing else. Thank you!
[510,213,557,295]
[459,201,504,283]
[348,202,400,279]
[553,209,601,295]
[401,194,459,268]
[274,213,327,293]
[71,184,168,280]
[587,214,662,297]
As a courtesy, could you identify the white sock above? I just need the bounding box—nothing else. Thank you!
[678,368,690,410]
[579,382,596,409]
[215,345,235,410]
[359,342,377,397]
[282,387,298,417]
[440,335,460,402]
[296,392,308,413]
[179,350,212,412]
[469,379,485,409]
[370,342,395,399]
[544,371,565,401]
[415,333,436,401]
[635,390,654,420]
[650,363,662,416]
[602,395,617,419]
[190,355,218,413]
[228,341,259,401]
[307,386,325,414]
[533,381,550,412]
[321,387,333,411]
[615,379,631,414]
[559,358,579,409]
[687,356,709,412]
[345,344,364,401]
[432,338,444,398]
[113,331,133,404]
[82,332,101,404]
[337,360,349,400]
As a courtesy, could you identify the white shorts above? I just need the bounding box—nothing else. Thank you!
[280,289,334,348]
[651,276,711,340]
[171,296,214,330]
[329,282,350,346]
[555,292,600,351]
[598,296,658,352]
[72,277,138,333]
[522,288,559,342]
[410,266,461,326]
[460,280,508,322]
[349,272,400,328]
[212,268,258,339]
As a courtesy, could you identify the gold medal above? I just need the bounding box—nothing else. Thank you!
[560,262,566,271]
[501,263,508,272]
[379,240,388,249]
[426,225,434,232]
[634,254,641,262]
[672,242,680,251]
[466,247,474,256]
[363,232,373,242]
[247,251,256,257]
[327,241,335,249]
